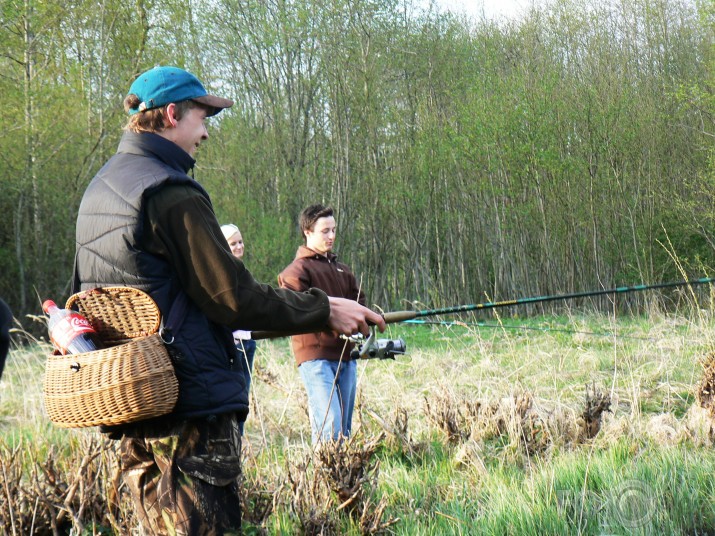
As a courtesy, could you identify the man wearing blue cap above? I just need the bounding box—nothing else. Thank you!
[74,66,385,535]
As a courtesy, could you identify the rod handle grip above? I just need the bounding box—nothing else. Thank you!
[383,310,418,324]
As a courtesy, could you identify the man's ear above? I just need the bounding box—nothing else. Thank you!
[164,103,178,128]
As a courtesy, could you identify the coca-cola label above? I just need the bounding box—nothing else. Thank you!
[51,313,95,353]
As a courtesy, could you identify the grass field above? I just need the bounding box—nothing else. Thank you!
[2,308,715,534]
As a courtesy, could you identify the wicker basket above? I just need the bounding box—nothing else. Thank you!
[43,287,179,428]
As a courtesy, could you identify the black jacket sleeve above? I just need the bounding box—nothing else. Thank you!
[142,184,330,332]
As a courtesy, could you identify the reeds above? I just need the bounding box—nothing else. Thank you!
[4,311,715,533]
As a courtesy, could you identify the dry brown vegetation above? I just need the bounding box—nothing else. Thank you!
[0,436,132,535]
[0,431,400,535]
[422,384,613,455]
[694,350,715,443]
[3,310,715,533]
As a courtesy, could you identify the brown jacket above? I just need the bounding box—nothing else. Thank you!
[278,246,366,364]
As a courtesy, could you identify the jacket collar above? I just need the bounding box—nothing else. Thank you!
[117,131,196,175]
[296,245,337,262]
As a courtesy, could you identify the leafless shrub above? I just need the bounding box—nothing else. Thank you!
[475,391,553,455]
[356,495,398,535]
[285,456,337,535]
[424,387,582,456]
[512,392,550,455]
[284,433,399,535]
[696,350,715,418]
[0,434,134,535]
[365,404,425,456]
[686,350,715,445]
[316,433,398,535]
[423,389,469,443]
[461,399,501,442]
[315,433,383,510]
[578,383,612,441]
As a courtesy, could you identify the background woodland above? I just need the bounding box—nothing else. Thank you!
[1,0,714,327]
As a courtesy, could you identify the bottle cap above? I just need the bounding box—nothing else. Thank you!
[42,300,57,313]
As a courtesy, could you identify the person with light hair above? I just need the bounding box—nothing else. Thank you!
[221,223,244,260]
[221,223,255,435]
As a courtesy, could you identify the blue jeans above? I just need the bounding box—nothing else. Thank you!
[235,338,256,435]
[298,359,357,444]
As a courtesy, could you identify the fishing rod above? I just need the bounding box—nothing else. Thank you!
[251,277,715,355]
[383,276,715,323]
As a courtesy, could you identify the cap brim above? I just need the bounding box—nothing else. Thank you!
[194,95,234,116]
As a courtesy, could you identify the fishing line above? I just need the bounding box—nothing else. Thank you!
[401,319,657,341]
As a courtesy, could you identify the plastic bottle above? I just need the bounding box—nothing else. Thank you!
[42,299,104,355]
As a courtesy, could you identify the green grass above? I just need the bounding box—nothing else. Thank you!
[241,310,715,534]
[3,309,715,534]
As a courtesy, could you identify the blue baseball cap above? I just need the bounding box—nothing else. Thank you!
[127,66,234,116]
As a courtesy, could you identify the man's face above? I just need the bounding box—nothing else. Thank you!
[227,231,244,259]
[305,216,336,255]
[166,105,209,156]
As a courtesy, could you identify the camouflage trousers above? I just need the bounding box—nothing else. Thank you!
[119,413,243,536]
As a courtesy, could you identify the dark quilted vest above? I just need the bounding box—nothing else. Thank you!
[75,131,247,420]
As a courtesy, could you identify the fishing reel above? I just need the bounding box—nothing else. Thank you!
[345,329,406,360]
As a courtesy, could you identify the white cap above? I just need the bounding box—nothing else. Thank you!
[220,224,239,241]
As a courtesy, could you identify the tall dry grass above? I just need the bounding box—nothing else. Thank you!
[2,307,715,533]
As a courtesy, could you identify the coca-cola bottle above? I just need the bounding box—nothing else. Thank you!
[42,299,104,355]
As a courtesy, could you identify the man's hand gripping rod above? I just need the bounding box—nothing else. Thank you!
[251,310,415,359]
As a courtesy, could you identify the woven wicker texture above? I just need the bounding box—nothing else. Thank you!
[66,286,162,344]
[44,287,178,428]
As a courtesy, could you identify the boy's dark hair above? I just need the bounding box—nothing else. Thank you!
[299,204,334,239]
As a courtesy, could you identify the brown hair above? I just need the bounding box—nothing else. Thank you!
[123,96,208,133]
[299,204,334,241]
